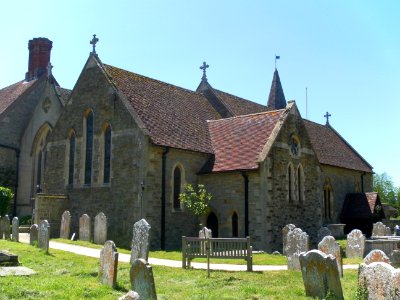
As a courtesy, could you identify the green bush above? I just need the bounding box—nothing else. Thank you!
[0,187,13,216]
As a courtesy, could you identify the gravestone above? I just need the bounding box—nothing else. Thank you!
[60,210,71,239]
[346,229,365,258]
[282,224,296,255]
[0,215,10,239]
[30,224,38,245]
[38,220,50,253]
[318,235,343,277]
[358,262,400,299]
[363,249,390,265]
[299,250,343,300]
[94,212,107,245]
[99,240,118,288]
[385,226,392,236]
[79,214,91,241]
[130,258,157,300]
[286,227,309,270]
[199,227,212,239]
[11,217,19,242]
[317,226,331,243]
[372,221,386,236]
[130,219,151,264]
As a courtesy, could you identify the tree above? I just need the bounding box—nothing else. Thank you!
[179,183,212,216]
[0,186,13,216]
[373,173,398,205]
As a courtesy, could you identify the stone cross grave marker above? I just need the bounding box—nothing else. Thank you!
[12,217,19,242]
[130,258,157,300]
[318,235,343,277]
[38,220,50,253]
[60,210,71,239]
[299,250,343,300]
[346,229,365,258]
[363,249,390,265]
[99,240,118,288]
[199,227,212,239]
[282,224,296,255]
[372,221,386,237]
[0,215,10,239]
[286,227,309,270]
[79,214,91,241]
[130,219,151,264]
[317,226,331,243]
[30,224,38,245]
[94,212,107,245]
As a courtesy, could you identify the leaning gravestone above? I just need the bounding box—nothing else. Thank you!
[358,262,400,299]
[318,235,343,277]
[1,215,10,239]
[99,240,118,288]
[317,226,331,243]
[30,224,38,245]
[286,227,309,270]
[130,258,157,300]
[130,219,151,264]
[299,250,343,300]
[79,214,91,242]
[60,210,71,239]
[199,227,212,239]
[363,249,390,265]
[94,212,107,245]
[38,220,50,253]
[12,217,19,242]
[346,229,365,258]
[372,221,386,237]
[282,224,296,255]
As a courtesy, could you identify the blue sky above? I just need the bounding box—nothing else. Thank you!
[1,1,399,186]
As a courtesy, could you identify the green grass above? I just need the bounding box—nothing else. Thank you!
[0,239,362,299]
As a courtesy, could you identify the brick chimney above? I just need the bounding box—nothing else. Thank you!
[25,37,53,81]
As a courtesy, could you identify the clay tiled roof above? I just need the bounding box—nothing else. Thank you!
[304,120,372,173]
[104,64,222,153]
[0,80,37,114]
[214,89,268,116]
[207,110,285,172]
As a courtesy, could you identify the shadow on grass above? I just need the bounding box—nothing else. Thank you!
[115,282,129,293]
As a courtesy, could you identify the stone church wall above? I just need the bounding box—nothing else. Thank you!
[0,148,16,188]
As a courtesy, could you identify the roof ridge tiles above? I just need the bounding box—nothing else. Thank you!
[206,108,285,123]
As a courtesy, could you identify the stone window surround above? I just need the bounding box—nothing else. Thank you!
[65,128,76,187]
[323,178,334,221]
[32,123,52,195]
[287,162,306,204]
[82,109,94,186]
[171,162,185,212]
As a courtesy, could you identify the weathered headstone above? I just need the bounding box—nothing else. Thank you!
[358,262,400,299]
[299,250,343,300]
[346,229,365,258]
[119,291,140,300]
[30,224,38,245]
[38,220,50,253]
[372,221,386,237]
[130,258,157,300]
[318,235,343,277]
[99,240,118,288]
[130,219,151,264]
[94,212,107,245]
[385,226,392,236]
[363,249,390,265]
[79,214,91,242]
[0,215,10,239]
[391,250,400,265]
[317,226,331,242]
[11,217,19,242]
[282,224,296,255]
[286,227,309,270]
[60,210,71,239]
[199,227,212,239]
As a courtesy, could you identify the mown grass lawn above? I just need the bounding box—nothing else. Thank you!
[0,240,362,299]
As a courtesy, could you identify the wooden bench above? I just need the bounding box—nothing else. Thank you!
[182,236,253,272]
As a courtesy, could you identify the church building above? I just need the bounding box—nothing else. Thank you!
[0,37,373,251]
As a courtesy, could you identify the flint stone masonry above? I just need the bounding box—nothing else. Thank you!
[317,226,331,242]
[318,235,343,277]
[99,240,118,288]
[79,214,91,241]
[12,217,19,242]
[299,250,343,300]
[199,227,212,239]
[0,215,10,239]
[372,222,387,237]
[358,262,400,300]
[363,249,390,265]
[130,258,157,300]
[346,229,365,258]
[94,212,107,245]
[131,219,151,264]
[38,220,50,252]
[60,210,71,239]
[30,224,38,245]
[286,228,309,270]
[282,224,296,255]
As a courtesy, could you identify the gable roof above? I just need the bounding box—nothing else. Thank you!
[213,89,267,116]
[0,80,37,115]
[206,109,286,172]
[304,120,372,173]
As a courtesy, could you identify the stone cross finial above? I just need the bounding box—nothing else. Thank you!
[324,112,331,125]
[90,34,99,54]
[47,62,53,77]
[200,61,209,81]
